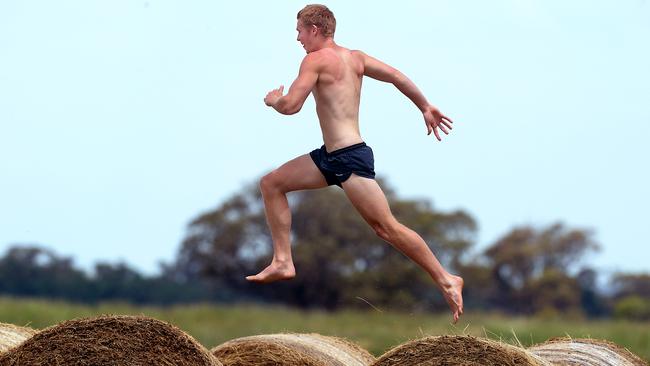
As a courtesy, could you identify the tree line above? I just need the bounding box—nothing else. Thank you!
[1,177,649,319]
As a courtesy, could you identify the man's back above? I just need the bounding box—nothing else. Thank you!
[310,46,365,152]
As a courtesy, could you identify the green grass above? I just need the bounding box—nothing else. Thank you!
[1,296,648,361]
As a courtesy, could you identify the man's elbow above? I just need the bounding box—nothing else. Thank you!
[391,70,406,86]
[285,106,302,115]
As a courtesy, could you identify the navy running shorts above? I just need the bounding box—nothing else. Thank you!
[309,142,376,188]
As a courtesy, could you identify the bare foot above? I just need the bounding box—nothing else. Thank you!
[441,275,464,323]
[246,261,296,283]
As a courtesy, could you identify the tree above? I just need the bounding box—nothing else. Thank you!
[0,244,213,304]
[93,262,144,300]
[521,269,582,315]
[613,296,650,321]
[611,273,650,299]
[92,261,212,304]
[576,268,608,317]
[0,245,91,300]
[481,223,600,313]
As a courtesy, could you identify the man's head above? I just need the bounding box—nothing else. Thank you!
[296,4,336,52]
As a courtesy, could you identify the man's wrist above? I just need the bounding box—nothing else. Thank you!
[270,96,282,107]
[271,96,287,113]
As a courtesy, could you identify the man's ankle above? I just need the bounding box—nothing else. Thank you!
[272,257,293,265]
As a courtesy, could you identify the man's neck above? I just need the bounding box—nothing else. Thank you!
[314,38,336,51]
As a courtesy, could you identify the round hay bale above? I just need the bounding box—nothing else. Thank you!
[372,335,552,366]
[0,315,223,366]
[529,337,648,366]
[211,333,376,366]
[0,323,37,353]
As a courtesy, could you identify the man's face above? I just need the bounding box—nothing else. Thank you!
[296,21,317,53]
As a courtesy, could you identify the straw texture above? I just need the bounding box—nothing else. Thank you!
[372,335,552,366]
[212,333,375,366]
[0,323,36,354]
[0,315,222,366]
[529,337,648,366]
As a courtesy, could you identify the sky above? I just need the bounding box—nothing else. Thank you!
[1,1,649,276]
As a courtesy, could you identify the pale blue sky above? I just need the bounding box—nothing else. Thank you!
[1,1,648,276]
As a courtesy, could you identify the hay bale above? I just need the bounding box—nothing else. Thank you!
[529,337,648,366]
[211,333,376,366]
[0,315,222,366]
[0,323,37,353]
[372,335,552,366]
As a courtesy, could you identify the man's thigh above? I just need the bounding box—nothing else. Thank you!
[341,174,393,224]
[268,154,329,192]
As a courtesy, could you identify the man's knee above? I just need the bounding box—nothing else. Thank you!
[260,170,285,194]
[371,218,401,242]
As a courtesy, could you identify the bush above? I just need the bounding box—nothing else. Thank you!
[613,296,650,321]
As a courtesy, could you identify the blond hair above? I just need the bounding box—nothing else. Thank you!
[297,4,336,37]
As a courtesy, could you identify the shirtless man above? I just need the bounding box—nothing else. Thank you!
[246,4,464,323]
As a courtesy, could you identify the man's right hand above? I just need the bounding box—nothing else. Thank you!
[423,105,453,141]
[264,85,285,107]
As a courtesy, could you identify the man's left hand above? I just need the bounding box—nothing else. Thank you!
[423,105,453,141]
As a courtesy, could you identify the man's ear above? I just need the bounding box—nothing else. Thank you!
[311,24,319,36]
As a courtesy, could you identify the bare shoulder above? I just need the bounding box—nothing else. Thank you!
[348,49,368,74]
[350,49,368,61]
[300,51,322,65]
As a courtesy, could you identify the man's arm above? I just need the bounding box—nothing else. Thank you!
[354,50,453,140]
[264,54,320,115]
